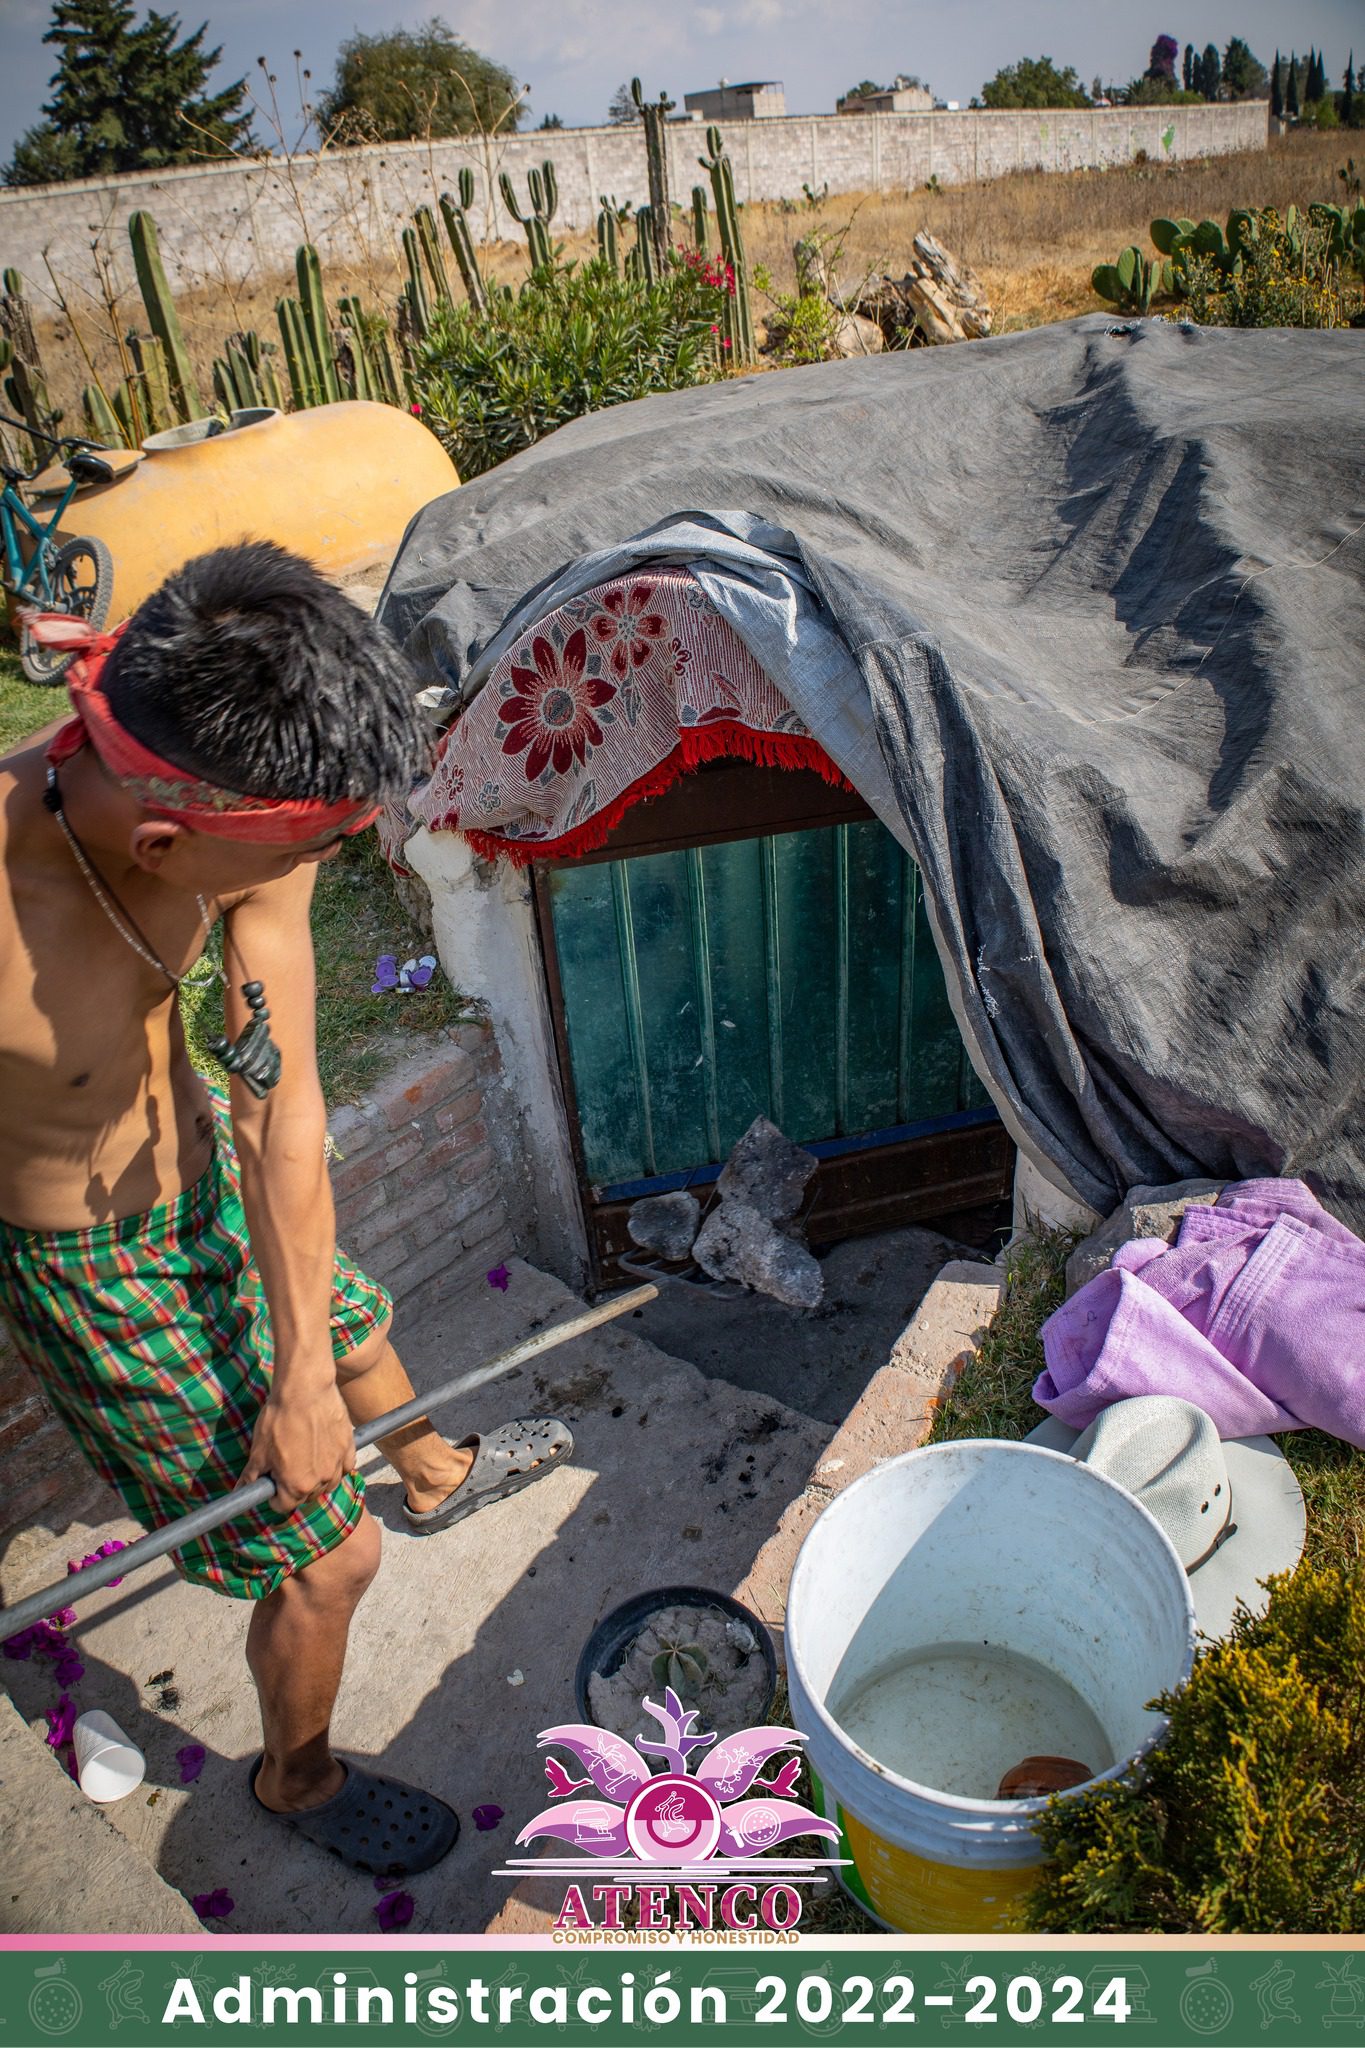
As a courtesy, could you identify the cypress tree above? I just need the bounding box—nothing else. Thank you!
[1182,43,1195,92]
[5,0,253,185]
[1271,51,1283,119]
[1286,54,1300,118]
[1344,52,1356,128]
[1201,43,1221,100]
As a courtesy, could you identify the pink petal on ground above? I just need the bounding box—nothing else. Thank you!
[45,1695,77,1748]
[2,1628,35,1660]
[177,1744,207,1785]
[486,1264,511,1291]
[473,1804,504,1832]
[192,1889,235,1920]
[53,1652,84,1685]
[375,1890,415,1932]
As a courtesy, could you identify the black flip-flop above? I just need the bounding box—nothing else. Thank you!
[402,1416,574,1536]
[248,1756,459,1878]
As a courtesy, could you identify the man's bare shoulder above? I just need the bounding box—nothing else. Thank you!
[220,861,319,932]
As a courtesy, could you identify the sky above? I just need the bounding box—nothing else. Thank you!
[0,0,1360,159]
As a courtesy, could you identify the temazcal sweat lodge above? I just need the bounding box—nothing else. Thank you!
[376,314,1365,1283]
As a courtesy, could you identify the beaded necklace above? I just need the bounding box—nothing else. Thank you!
[44,766,282,1097]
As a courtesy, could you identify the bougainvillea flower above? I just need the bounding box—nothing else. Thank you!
[66,1540,126,1587]
[589,583,668,681]
[45,1695,78,1749]
[375,1890,414,1932]
[486,1264,510,1292]
[472,1804,504,1832]
[191,1889,234,1920]
[53,1651,85,1686]
[177,1744,206,1785]
[499,630,615,779]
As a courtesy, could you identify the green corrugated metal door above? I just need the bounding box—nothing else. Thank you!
[546,818,992,1193]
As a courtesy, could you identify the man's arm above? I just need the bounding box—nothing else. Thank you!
[220,866,356,1512]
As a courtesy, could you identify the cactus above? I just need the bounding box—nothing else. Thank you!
[214,336,264,410]
[1091,245,1170,314]
[1150,216,1196,255]
[596,206,620,273]
[650,1639,710,1696]
[128,210,201,420]
[401,227,434,338]
[634,206,659,286]
[82,382,125,447]
[1310,200,1365,277]
[126,333,172,431]
[439,188,489,314]
[6,354,56,446]
[110,377,147,446]
[632,78,675,280]
[276,295,322,409]
[296,245,341,404]
[499,161,558,272]
[0,270,57,447]
[414,204,453,306]
[242,329,284,412]
[340,297,401,407]
[691,185,710,258]
[699,125,756,363]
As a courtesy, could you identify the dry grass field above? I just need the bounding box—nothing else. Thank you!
[22,128,1357,426]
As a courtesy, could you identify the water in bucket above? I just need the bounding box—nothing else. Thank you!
[830,1639,1113,1800]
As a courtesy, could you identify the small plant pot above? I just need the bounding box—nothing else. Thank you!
[574,1583,777,1743]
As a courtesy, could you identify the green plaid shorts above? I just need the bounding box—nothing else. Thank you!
[0,1096,391,1601]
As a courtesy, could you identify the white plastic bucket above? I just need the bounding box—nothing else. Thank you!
[786,1440,1195,1932]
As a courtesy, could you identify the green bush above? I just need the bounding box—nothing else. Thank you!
[1026,1562,1365,1933]
[408,257,727,478]
[1177,207,1364,328]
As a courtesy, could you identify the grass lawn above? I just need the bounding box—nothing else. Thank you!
[0,643,464,1104]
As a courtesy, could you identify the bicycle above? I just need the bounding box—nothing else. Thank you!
[0,413,115,684]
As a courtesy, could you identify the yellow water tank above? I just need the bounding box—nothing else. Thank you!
[33,401,459,622]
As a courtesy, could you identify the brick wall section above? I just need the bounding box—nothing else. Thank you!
[0,103,1268,300]
[0,1021,514,1563]
[328,1018,512,1316]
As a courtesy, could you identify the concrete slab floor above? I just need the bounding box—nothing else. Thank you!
[1,1260,828,1935]
[630,1224,973,1423]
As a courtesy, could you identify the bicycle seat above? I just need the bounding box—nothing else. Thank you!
[66,449,116,485]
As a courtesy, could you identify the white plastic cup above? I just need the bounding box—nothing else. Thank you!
[73,1710,146,1803]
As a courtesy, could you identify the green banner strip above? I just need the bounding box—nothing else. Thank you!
[2,1943,1360,2047]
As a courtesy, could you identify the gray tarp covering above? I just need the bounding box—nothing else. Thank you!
[379,314,1365,1226]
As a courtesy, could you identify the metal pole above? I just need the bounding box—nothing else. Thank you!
[0,1284,656,1639]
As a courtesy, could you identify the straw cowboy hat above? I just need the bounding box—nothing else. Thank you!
[1028,1396,1305,1640]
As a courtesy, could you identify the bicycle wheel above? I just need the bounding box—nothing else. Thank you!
[19,534,115,684]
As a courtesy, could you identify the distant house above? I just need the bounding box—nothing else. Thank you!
[683,79,786,121]
[837,74,934,114]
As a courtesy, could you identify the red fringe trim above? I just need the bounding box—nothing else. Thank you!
[462,722,852,868]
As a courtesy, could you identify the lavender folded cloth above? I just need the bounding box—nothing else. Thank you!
[1034,1179,1365,1446]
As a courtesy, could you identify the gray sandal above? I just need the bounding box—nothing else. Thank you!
[248,1756,459,1877]
[402,1416,574,1535]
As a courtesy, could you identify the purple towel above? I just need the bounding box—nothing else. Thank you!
[1034,1179,1365,1445]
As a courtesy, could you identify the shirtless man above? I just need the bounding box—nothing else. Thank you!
[0,541,571,1878]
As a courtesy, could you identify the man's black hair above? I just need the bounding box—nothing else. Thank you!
[102,541,429,804]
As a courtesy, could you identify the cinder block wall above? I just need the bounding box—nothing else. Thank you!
[0,103,1268,299]
[0,1020,515,1568]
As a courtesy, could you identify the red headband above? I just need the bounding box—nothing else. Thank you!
[30,614,378,845]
